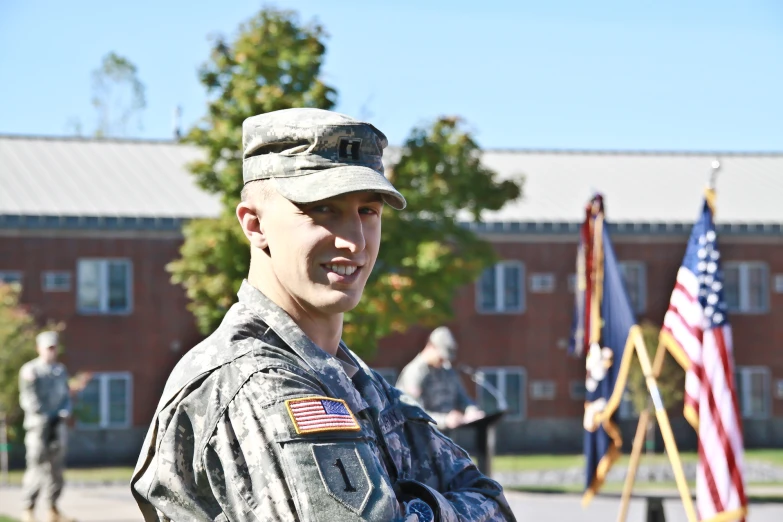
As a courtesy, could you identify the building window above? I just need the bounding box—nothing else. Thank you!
[530,273,556,294]
[570,380,587,400]
[0,271,23,286]
[618,390,637,419]
[75,372,132,429]
[77,259,132,314]
[475,367,526,419]
[724,262,769,313]
[530,380,556,400]
[567,273,577,293]
[42,271,72,292]
[735,366,770,419]
[374,367,398,386]
[618,262,647,314]
[476,261,525,314]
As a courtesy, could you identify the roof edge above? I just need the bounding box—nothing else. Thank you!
[480,147,783,157]
[0,133,180,145]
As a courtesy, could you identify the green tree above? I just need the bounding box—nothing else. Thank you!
[168,7,336,333]
[169,9,523,357]
[91,52,146,137]
[343,117,522,353]
[626,321,685,417]
[0,284,48,442]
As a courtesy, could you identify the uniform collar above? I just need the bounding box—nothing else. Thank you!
[237,280,369,414]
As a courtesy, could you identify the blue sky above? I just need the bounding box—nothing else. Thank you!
[1,1,781,151]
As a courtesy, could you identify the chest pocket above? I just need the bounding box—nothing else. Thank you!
[275,408,401,521]
[378,403,435,481]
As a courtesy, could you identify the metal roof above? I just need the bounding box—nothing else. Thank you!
[477,149,783,225]
[0,135,221,220]
[1,135,781,229]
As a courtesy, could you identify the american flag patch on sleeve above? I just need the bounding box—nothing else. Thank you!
[285,396,361,435]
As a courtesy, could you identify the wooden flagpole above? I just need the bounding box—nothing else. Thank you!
[616,340,670,522]
[625,329,698,522]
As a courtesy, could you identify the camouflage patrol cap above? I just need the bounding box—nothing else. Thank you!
[36,330,59,349]
[242,108,406,210]
[429,326,458,361]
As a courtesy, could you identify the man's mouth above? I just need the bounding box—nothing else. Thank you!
[324,264,358,276]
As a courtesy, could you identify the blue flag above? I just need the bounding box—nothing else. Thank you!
[573,196,638,505]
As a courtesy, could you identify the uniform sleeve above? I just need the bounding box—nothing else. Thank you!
[205,365,407,521]
[387,384,516,521]
[18,365,44,415]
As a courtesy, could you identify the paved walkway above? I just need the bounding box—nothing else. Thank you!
[1,485,783,521]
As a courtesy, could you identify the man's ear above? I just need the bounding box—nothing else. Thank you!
[236,201,268,251]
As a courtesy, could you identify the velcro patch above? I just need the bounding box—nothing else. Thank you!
[285,396,361,435]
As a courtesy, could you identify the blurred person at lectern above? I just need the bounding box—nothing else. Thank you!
[397,326,485,430]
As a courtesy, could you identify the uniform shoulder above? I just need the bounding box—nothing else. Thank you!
[18,359,39,381]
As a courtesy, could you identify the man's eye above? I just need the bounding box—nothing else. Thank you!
[360,207,380,215]
[310,205,332,213]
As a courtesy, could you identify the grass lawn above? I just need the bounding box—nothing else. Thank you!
[2,466,134,486]
[0,516,19,522]
[491,449,783,473]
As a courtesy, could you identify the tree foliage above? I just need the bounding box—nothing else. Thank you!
[0,284,50,442]
[92,52,146,137]
[168,8,336,333]
[626,322,685,416]
[169,8,523,357]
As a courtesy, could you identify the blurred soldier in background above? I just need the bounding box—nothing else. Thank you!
[18,331,75,522]
[397,326,485,430]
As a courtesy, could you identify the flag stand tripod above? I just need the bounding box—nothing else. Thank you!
[616,331,697,522]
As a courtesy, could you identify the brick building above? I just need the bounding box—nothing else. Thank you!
[1,135,781,462]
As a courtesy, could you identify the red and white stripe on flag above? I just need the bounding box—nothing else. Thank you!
[285,396,361,435]
[662,264,748,522]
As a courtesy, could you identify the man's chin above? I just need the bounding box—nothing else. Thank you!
[317,290,363,314]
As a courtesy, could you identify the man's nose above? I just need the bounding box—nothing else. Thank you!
[334,213,366,253]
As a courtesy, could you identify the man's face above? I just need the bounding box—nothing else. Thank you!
[37,344,57,364]
[258,190,384,317]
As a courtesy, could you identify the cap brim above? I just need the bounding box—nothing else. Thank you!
[270,166,406,210]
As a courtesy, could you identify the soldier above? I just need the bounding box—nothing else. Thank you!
[397,326,486,430]
[131,108,516,521]
[18,331,75,522]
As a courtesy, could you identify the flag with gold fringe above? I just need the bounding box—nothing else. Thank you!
[570,195,638,505]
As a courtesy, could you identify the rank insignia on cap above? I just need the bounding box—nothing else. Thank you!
[286,396,361,435]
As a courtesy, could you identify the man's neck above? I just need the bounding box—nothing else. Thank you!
[247,270,343,356]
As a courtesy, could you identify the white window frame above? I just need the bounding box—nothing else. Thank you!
[736,366,770,419]
[76,372,133,429]
[618,261,647,314]
[475,366,527,421]
[374,367,399,387]
[530,273,556,294]
[724,262,769,314]
[42,271,72,292]
[77,259,133,315]
[0,270,23,285]
[530,380,556,400]
[475,261,525,314]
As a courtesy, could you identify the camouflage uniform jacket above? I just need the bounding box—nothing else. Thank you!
[18,358,71,430]
[131,282,515,522]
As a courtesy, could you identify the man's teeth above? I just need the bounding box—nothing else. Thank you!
[328,264,357,276]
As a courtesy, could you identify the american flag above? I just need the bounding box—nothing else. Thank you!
[661,193,747,522]
[286,397,360,435]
